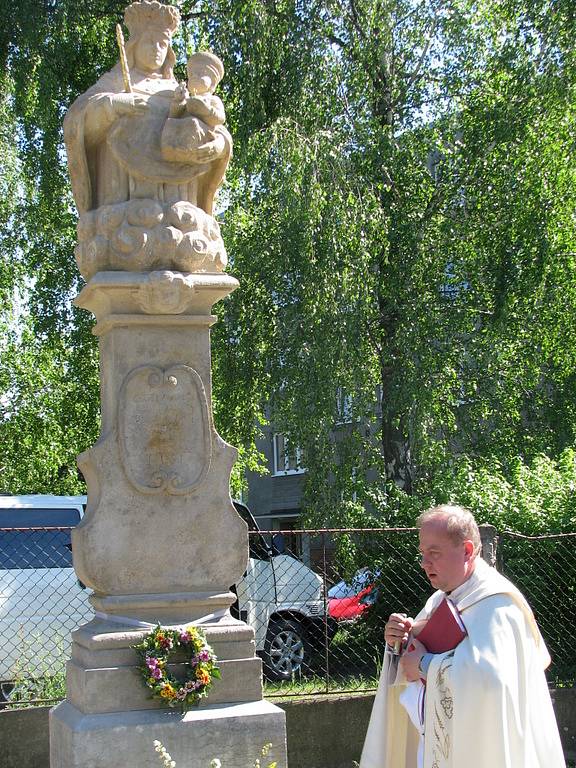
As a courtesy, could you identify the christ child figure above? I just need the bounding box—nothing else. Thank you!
[163,51,226,158]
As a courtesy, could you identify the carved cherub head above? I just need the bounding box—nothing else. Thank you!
[186,52,225,95]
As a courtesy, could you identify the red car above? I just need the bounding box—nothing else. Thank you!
[327,568,379,621]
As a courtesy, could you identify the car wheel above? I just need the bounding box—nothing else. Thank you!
[263,619,310,680]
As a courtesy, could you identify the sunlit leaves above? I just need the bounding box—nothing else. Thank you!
[0,0,575,514]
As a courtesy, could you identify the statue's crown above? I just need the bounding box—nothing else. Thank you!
[124,1,180,36]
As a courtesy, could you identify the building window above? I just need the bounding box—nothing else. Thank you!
[273,434,306,475]
[336,387,353,424]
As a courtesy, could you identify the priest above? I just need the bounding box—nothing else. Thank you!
[360,504,566,768]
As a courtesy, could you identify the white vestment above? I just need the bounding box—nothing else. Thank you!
[360,558,566,768]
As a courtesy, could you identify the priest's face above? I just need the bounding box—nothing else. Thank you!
[418,517,475,592]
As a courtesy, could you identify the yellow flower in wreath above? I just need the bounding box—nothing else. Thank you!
[133,624,219,712]
[196,668,211,685]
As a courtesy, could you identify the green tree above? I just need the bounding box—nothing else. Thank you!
[209,0,576,522]
[1,0,575,520]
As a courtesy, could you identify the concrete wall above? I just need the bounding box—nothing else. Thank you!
[552,688,576,763]
[278,694,374,768]
[0,690,574,768]
[1,704,51,768]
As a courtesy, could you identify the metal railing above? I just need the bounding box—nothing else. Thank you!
[0,525,574,706]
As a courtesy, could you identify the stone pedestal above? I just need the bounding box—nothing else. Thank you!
[49,270,287,766]
[51,700,286,768]
[50,614,285,767]
[71,271,247,608]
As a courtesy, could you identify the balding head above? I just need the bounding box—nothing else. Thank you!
[417,504,481,555]
[417,505,481,591]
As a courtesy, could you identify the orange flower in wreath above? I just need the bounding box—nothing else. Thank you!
[196,668,211,685]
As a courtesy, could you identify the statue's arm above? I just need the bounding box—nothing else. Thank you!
[169,83,189,118]
[186,128,229,163]
[80,94,117,146]
[185,95,225,127]
[81,92,149,145]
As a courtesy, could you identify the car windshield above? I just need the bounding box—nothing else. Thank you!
[0,507,81,569]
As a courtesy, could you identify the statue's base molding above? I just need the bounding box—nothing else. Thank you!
[89,589,237,624]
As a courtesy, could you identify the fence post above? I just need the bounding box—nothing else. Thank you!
[479,524,498,568]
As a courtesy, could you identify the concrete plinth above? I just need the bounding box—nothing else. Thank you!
[64,616,264,715]
[50,700,287,768]
[50,615,287,767]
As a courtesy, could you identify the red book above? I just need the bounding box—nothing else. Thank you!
[415,597,467,653]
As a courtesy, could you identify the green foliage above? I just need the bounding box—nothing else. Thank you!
[4,634,68,708]
[0,0,575,525]
[0,322,99,493]
[5,672,67,709]
[408,448,576,534]
[209,0,576,523]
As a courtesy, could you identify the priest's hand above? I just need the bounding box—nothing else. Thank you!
[399,637,427,682]
[384,612,413,651]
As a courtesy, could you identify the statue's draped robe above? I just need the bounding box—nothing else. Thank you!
[360,558,566,768]
[63,65,231,217]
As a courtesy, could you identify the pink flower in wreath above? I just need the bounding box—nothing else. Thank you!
[152,667,163,680]
[198,649,211,662]
[146,656,159,670]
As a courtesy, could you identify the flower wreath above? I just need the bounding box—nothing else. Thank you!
[133,624,220,711]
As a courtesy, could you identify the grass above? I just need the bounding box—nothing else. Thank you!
[3,672,66,708]
[264,671,379,700]
[2,634,67,708]
[4,668,377,706]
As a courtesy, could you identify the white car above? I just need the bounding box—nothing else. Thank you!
[233,501,336,680]
[0,495,91,700]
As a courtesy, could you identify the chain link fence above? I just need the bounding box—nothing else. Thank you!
[0,526,93,704]
[249,527,429,698]
[0,525,574,705]
[499,530,576,687]
[254,527,576,697]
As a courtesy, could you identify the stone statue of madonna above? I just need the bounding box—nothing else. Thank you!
[64,0,232,279]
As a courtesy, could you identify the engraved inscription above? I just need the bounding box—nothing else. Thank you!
[119,365,212,494]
